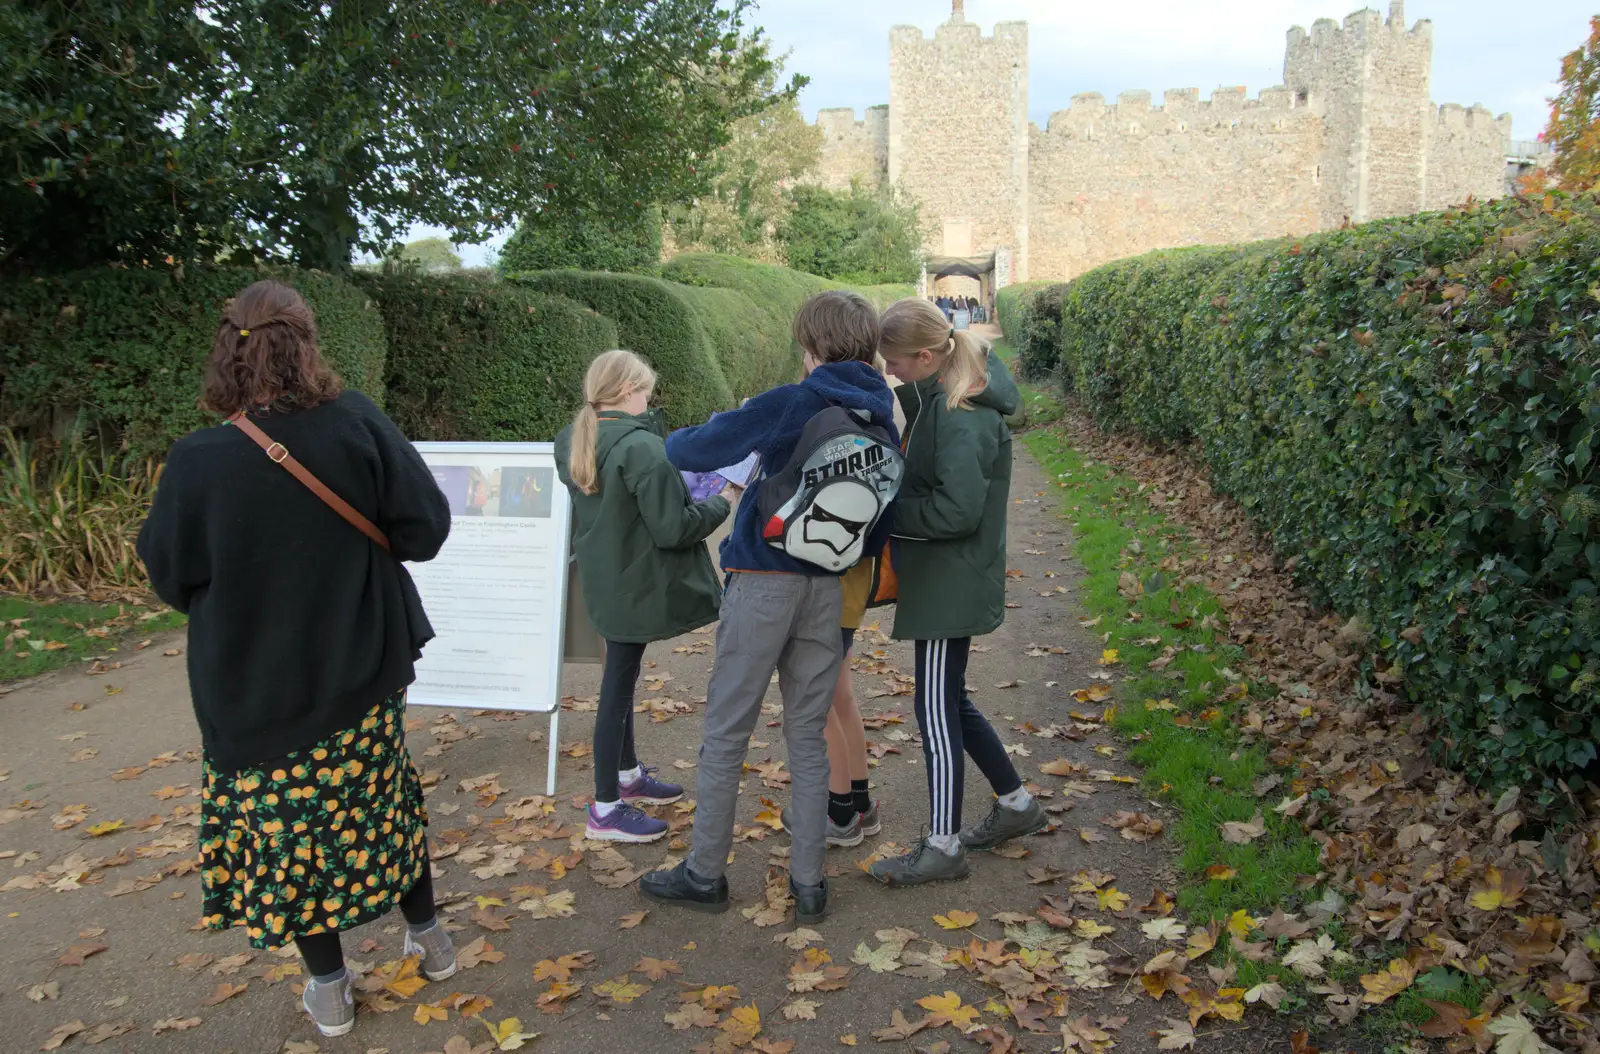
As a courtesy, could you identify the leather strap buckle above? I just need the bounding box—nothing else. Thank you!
[265,442,288,464]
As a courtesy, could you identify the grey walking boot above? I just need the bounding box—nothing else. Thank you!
[403,921,458,981]
[301,969,356,1037]
[780,806,864,848]
[866,835,970,887]
[960,797,1049,852]
[859,800,882,837]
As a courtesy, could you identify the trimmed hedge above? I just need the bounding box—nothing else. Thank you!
[1053,195,1600,796]
[357,274,618,442]
[0,266,386,456]
[996,280,1070,380]
[510,270,735,428]
[499,207,663,275]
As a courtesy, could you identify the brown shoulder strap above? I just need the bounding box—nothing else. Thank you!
[228,412,392,553]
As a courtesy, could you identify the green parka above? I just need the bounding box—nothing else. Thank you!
[888,353,1019,641]
[554,411,730,644]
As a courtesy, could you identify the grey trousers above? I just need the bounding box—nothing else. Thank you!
[688,572,843,888]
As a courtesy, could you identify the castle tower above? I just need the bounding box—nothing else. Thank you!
[889,3,1030,279]
[1285,4,1434,227]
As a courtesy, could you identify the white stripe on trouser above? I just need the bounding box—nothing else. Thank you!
[924,640,956,836]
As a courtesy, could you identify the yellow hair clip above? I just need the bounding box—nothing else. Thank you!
[238,328,250,336]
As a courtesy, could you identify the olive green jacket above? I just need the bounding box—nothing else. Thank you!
[554,411,730,644]
[888,354,1020,641]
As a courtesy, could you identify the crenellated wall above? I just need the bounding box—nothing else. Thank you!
[805,2,1515,284]
[1028,87,1323,282]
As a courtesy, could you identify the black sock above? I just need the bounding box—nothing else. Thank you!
[828,791,856,827]
[851,779,870,814]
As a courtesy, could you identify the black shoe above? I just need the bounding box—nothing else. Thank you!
[789,877,828,925]
[639,861,730,913]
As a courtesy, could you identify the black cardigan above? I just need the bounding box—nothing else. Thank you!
[136,391,451,770]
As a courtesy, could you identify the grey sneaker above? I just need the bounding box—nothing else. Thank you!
[403,921,458,981]
[960,797,1049,852]
[859,800,881,837]
[867,836,970,887]
[302,969,355,1037]
[780,807,864,848]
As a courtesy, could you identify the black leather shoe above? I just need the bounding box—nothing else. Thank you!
[639,861,730,913]
[790,877,828,925]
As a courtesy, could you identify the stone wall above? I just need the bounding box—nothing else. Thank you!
[888,15,1030,278]
[1429,104,1517,209]
[1029,88,1323,282]
[815,106,889,191]
[805,2,1515,284]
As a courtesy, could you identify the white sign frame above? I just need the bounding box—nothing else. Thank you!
[404,441,571,794]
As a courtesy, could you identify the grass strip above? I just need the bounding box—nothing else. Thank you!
[0,595,184,684]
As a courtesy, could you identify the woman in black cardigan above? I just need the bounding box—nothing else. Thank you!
[137,280,453,1038]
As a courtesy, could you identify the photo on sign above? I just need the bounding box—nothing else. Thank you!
[499,467,554,519]
[463,467,498,517]
[430,465,473,517]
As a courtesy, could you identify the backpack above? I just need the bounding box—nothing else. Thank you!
[756,405,904,571]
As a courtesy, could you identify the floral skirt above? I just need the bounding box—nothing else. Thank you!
[199,693,427,949]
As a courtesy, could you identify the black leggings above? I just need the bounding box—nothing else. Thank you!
[595,641,646,802]
[913,638,1022,836]
[294,856,436,977]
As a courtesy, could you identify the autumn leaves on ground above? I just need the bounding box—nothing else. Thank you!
[2,399,1596,1054]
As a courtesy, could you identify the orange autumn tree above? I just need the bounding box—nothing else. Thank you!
[1546,15,1600,189]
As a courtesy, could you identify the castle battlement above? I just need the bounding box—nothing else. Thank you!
[1039,85,1306,134]
[808,2,1513,286]
[1287,3,1433,49]
[889,19,1027,45]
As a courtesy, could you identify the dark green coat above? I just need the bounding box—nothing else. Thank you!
[554,411,730,644]
[888,354,1020,641]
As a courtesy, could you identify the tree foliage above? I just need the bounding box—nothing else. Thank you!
[782,180,923,285]
[400,237,462,270]
[2,0,792,272]
[1545,15,1600,189]
[664,68,821,265]
[499,207,663,275]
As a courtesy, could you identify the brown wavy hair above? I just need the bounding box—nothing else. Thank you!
[200,280,343,415]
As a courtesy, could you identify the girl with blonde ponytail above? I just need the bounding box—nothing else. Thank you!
[866,298,1048,888]
[555,350,731,843]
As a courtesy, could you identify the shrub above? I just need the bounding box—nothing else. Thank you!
[500,208,663,275]
[358,274,618,442]
[0,266,386,456]
[1056,195,1600,797]
[856,284,918,310]
[509,270,734,427]
[995,281,1071,381]
[0,430,159,594]
[783,182,922,284]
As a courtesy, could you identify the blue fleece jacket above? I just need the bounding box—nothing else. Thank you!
[665,361,899,576]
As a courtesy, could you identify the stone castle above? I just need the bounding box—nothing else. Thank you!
[808,0,1516,290]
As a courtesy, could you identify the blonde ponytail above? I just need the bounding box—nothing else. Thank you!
[879,298,991,411]
[569,349,657,495]
[941,329,989,411]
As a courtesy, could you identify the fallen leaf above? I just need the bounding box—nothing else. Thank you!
[1155,1019,1197,1050]
[1469,866,1527,912]
[916,991,979,1029]
[484,1016,539,1050]
[1360,958,1417,1005]
[149,1017,202,1035]
[664,1002,718,1030]
[58,943,108,967]
[532,952,594,983]
[41,1021,87,1051]
[1245,982,1287,1009]
[1219,812,1265,844]
[593,975,650,1004]
[784,998,820,1021]
[27,981,61,1002]
[871,1008,932,1041]
[1203,865,1236,881]
[934,910,978,930]
[201,981,247,1006]
[415,1002,449,1025]
[1485,1012,1554,1054]
[1142,918,1187,942]
[635,957,682,982]
[617,911,647,929]
[457,937,505,970]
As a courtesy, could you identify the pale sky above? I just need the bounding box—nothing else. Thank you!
[427,0,1585,265]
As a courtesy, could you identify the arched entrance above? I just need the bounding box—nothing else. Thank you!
[924,252,998,318]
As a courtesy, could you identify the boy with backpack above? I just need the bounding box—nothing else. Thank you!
[640,291,901,924]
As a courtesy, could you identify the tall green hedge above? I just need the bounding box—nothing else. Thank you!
[1053,195,1600,797]
[510,270,735,427]
[995,280,1070,380]
[0,266,386,456]
[357,274,618,442]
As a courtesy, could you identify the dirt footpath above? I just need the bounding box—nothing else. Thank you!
[1,448,1199,1054]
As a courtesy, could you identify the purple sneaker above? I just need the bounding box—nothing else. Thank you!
[619,766,684,805]
[586,802,668,843]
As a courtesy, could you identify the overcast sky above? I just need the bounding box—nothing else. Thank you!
[432,0,1585,265]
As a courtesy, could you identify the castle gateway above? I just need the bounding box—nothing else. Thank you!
[809,1,1516,288]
